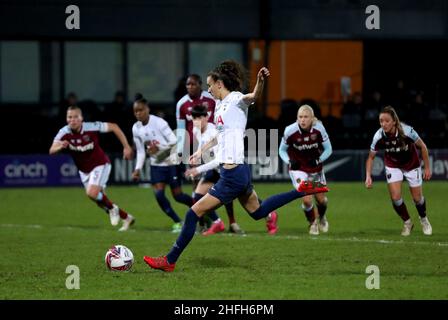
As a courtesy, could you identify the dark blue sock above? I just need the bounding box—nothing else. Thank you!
[193,192,204,203]
[193,193,219,222]
[174,192,193,207]
[207,211,219,222]
[154,190,181,223]
[249,190,306,220]
[167,208,199,263]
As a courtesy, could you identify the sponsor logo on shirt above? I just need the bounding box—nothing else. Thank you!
[69,142,94,152]
[293,142,319,151]
[385,144,409,153]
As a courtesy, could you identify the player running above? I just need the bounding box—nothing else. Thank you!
[49,106,135,231]
[132,94,193,233]
[279,104,333,235]
[143,61,328,272]
[365,106,432,236]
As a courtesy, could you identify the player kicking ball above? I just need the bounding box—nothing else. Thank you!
[143,62,328,272]
[49,106,135,231]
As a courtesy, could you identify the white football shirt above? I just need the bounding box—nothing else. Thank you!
[132,115,177,168]
[214,91,249,164]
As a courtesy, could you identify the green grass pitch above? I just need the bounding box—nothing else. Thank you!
[0,181,447,299]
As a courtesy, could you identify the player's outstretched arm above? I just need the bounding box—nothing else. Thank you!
[106,122,133,160]
[49,140,69,155]
[242,67,270,106]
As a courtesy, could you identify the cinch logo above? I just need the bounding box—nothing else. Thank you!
[60,163,78,177]
[4,162,48,178]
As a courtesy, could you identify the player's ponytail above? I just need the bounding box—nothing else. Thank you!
[208,60,248,92]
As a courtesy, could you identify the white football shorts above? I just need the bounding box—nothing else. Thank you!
[385,166,422,187]
[79,163,112,189]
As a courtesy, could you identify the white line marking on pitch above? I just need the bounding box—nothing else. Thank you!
[1,223,447,247]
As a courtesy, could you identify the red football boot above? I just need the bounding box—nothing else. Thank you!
[143,256,175,272]
[266,211,278,235]
[202,220,225,236]
[297,180,329,195]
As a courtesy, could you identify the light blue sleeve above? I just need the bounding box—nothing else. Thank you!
[319,139,333,163]
[403,124,420,142]
[279,139,290,164]
[176,119,186,155]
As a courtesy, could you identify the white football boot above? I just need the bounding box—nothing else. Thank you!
[108,204,120,226]
[319,217,329,233]
[419,216,432,236]
[401,219,414,236]
[309,221,319,235]
[118,214,135,232]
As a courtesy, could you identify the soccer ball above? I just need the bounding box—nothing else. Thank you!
[104,245,134,271]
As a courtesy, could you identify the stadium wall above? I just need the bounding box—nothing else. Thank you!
[1,150,447,187]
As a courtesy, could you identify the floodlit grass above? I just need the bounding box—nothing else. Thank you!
[1,182,447,299]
